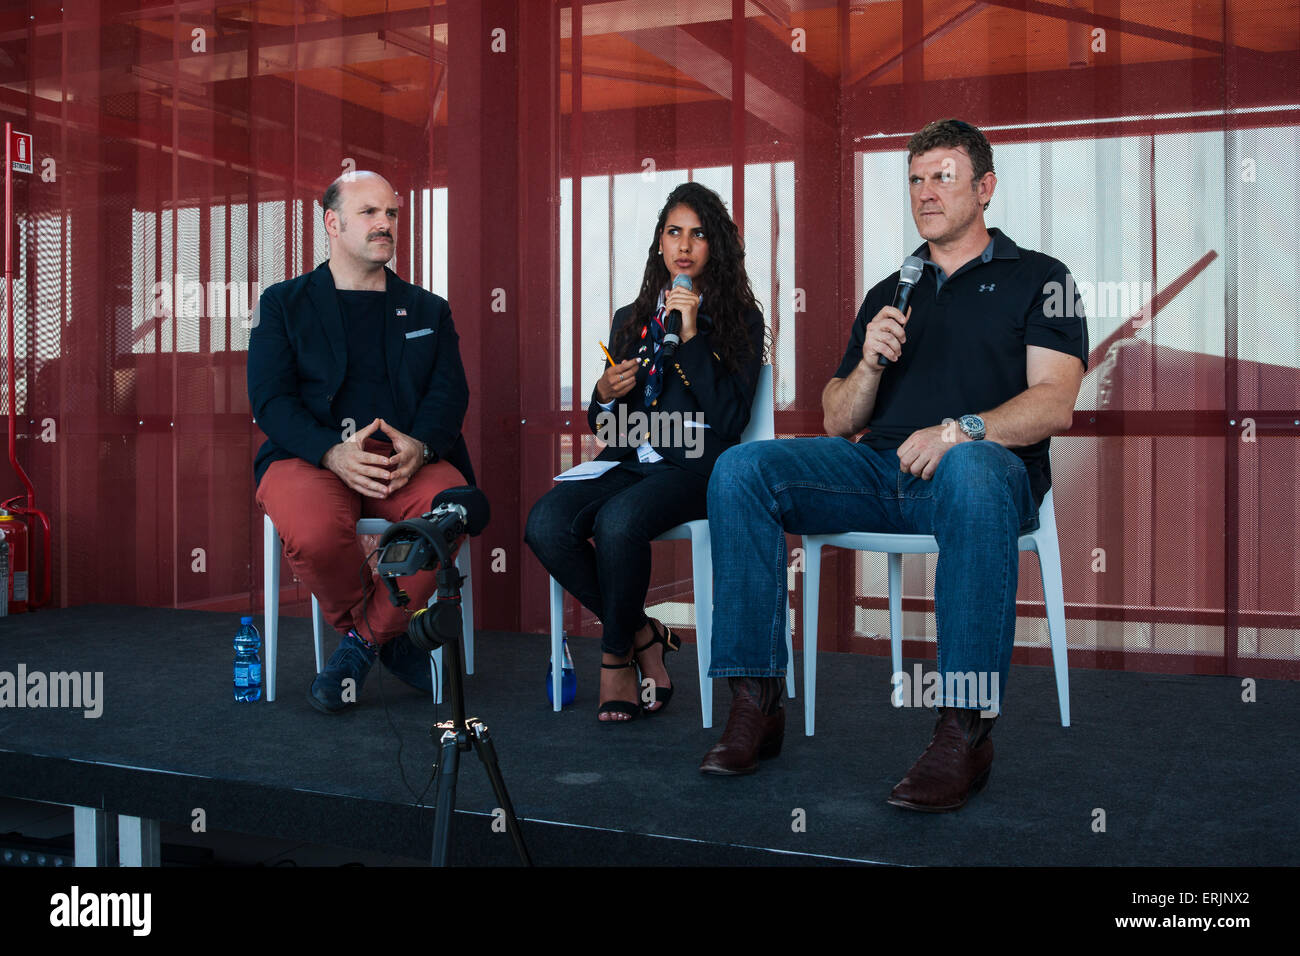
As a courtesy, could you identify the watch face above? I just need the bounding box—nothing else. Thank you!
[959,415,985,439]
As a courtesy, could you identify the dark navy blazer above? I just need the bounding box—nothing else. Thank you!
[247,261,473,488]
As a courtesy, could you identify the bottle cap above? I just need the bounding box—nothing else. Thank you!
[240,615,253,625]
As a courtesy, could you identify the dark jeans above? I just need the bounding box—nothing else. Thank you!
[525,459,709,655]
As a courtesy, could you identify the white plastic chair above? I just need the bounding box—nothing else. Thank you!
[799,487,1069,735]
[262,514,475,704]
[548,365,794,727]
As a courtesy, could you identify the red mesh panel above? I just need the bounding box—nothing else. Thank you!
[0,1,1291,680]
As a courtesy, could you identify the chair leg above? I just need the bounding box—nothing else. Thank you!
[310,596,326,674]
[73,806,110,867]
[802,539,822,737]
[457,538,475,675]
[431,645,445,705]
[689,527,713,729]
[263,514,280,703]
[888,553,904,689]
[549,576,564,712]
[785,598,796,700]
[1035,539,1071,727]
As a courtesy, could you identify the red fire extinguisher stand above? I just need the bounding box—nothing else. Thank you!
[3,121,52,609]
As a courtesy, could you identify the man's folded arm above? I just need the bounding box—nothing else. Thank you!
[247,289,344,467]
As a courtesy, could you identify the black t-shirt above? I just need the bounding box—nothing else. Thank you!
[332,289,399,441]
[834,228,1088,503]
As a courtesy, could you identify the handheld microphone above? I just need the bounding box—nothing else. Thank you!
[877,255,925,367]
[661,273,693,363]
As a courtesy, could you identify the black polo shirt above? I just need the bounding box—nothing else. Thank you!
[834,228,1088,503]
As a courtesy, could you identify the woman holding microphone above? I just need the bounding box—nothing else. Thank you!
[525,182,767,723]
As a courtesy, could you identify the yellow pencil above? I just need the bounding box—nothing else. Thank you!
[598,340,616,367]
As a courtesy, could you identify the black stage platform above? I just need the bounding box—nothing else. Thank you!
[1,605,1296,866]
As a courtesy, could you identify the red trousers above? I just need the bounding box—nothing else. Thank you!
[256,441,466,646]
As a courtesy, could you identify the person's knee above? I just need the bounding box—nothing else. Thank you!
[524,494,573,560]
[709,441,778,505]
[276,510,356,563]
[935,441,1021,501]
[401,462,468,519]
[591,504,646,553]
[523,499,551,553]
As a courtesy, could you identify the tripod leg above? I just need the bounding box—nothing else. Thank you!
[430,730,463,867]
[471,724,533,866]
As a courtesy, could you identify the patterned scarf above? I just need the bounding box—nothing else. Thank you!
[637,293,671,407]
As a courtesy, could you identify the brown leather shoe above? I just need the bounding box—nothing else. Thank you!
[699,679,785,775]
[886,708,995,812]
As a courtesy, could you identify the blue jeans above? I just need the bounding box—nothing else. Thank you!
[706,437,1038,709]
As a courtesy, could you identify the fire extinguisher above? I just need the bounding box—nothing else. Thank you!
[0,508,28,614]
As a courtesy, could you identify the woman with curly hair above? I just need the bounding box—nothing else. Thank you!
[525,181,767,723]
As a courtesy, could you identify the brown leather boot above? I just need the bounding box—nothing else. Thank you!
[886,708,996,812]
[699,677,785,775]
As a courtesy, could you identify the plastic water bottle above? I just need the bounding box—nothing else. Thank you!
[546,637,577,707]
[234,616,263,702]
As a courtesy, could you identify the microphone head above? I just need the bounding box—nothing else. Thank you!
[429,485,490,536]
[672,273,693,291]
[899,255,925,288]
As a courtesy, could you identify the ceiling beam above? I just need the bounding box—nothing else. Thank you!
[14,7,448,90]
[563,0,737,38]
[851,2,987,90]
[561,62,713,93]
[377,28,448,65]
[977,0,1265,56]
[844,49,1300,142]
[621,21,832,138]
[749,0,793,30]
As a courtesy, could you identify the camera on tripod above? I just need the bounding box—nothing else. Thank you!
[376,485,489,600]
[374,486,490,650]
[372,483,529,865]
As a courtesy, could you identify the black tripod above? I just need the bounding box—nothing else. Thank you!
[412,563,532,867]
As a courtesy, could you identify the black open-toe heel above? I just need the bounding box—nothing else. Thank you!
[597,655,641,724]
[635,618,680,716]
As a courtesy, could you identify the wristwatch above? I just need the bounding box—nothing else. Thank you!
[957,414,986,441]
[421,442,432,465]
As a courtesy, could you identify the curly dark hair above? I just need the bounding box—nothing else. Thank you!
[610,182,767,377]
[907,118,995,210]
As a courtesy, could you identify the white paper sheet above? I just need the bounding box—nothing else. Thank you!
[553,460,621,481]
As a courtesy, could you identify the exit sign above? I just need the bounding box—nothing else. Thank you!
[10,130,32,174]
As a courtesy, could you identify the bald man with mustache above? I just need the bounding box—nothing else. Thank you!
[249,171,474,714]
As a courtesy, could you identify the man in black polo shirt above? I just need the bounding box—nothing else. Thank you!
[700,120,1087,811]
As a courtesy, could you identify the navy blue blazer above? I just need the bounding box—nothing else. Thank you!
[248,261,473,488]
